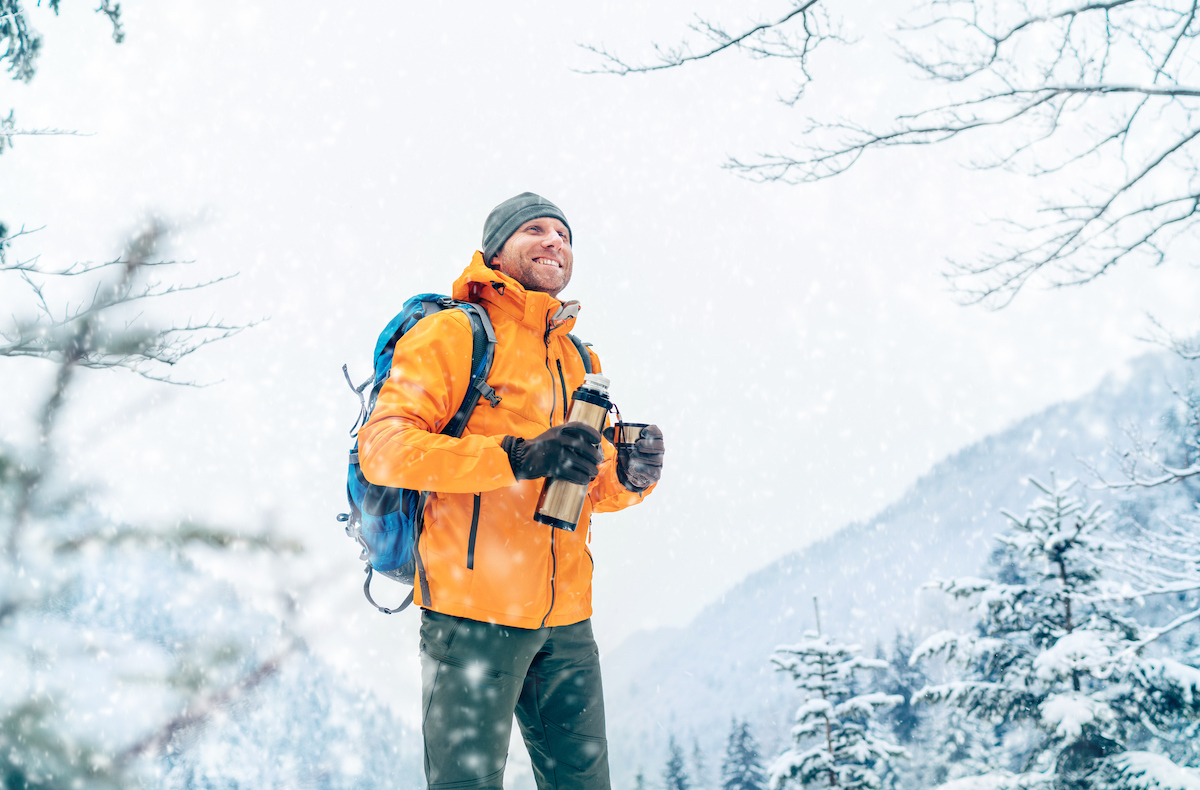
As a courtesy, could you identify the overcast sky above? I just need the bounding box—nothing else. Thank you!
[4,0,1199,722]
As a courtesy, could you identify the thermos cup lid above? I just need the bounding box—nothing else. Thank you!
[582,373,611,394]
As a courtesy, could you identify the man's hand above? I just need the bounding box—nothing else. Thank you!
[617,424,664,492]
[504,423,604,484]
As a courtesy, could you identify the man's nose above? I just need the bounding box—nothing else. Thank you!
[540,231,562,249]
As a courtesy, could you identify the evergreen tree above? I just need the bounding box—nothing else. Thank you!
[915,475,1200,788]
[873,634,926,746]
[770,629,908,789]
[721,718,767,790]
[634,765,647,790]
[868,635,939,790]
[692,736,711,790]
[664,735,691,790]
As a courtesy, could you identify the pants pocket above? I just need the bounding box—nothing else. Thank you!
[421,648,522,788]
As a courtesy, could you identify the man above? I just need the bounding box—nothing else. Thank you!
[358,192,665,790]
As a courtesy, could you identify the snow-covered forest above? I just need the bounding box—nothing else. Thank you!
[606,351,1200,790]
[4,1,1200,789]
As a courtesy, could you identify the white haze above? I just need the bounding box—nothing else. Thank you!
[2,0,1199,728]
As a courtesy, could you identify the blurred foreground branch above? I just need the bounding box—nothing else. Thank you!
[3,219,259,559]
[1,0,124,83]
[116,639,299,767]
[0,221,254,383]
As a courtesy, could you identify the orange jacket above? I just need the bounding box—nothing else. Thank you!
[357,253,653,629]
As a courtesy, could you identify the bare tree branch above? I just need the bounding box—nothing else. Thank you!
[578,0,844,104]
[1141,313,1200,359]
[579,0,822,73]
[0,222,44,264]
[588,0,1200,307]
[1,125,90,143]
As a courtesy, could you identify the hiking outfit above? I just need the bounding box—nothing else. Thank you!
[358,252,654,789]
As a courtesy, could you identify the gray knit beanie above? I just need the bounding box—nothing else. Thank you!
[482,192,572,264]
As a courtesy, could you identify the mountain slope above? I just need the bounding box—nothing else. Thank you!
[603,351,1197,780]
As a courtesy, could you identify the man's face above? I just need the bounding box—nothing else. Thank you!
[490,217,573,298]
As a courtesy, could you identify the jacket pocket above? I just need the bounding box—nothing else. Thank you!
[466,493,480,570]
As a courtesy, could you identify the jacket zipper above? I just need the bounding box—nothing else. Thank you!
[556,359,569,422]
[467,493,480,570]
[544,317,557,426]
[541,313,557,628]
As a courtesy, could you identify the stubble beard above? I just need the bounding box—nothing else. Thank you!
[494,251,571,298]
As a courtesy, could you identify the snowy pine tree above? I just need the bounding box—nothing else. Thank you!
[770,625,908,789]
[869,635,941,790]
[664,735,691,790]
[874,634,927,747]
[693,736,712,790]
[915,475,1200,789]
[721,718,767,790]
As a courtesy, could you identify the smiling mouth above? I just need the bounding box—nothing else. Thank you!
[532,257,562,268]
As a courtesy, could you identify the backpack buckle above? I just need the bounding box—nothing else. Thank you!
[477,381,501,407]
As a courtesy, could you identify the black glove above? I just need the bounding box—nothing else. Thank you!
[604,424,664,492]
[503,423,604,485]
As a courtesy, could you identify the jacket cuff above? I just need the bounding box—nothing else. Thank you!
[502,435,526,477]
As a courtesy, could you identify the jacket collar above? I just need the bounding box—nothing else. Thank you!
[452,251,579,336]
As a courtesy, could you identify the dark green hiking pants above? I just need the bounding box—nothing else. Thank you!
[420,610,610,790]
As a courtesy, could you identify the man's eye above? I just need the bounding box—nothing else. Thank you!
[558,232,568,240]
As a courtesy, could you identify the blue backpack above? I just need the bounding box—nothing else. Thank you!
[338,293,592,614]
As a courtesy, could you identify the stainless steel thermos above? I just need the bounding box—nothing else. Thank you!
[534,373,612,531]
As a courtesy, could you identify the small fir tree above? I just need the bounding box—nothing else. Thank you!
[634,765,647,790]
[721,718,767,790]
[770,617,908,790]
[915,475,1200,789]
[664,735,691,790]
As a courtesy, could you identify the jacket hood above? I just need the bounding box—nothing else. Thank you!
[452,251,580,334]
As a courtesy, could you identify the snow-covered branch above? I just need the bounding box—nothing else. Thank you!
[914,473,1200,785]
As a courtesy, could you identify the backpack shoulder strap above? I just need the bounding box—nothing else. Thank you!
[442,301,501,438]
[412,301,496,609]
[567,333,592,374]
